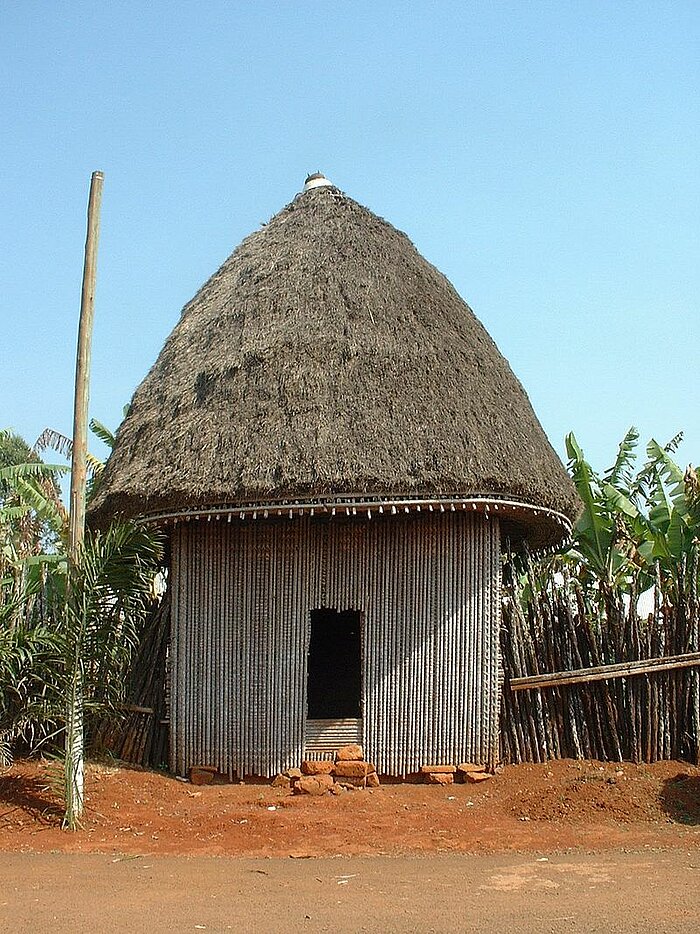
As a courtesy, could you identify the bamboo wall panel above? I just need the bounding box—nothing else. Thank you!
[171,512,501,778]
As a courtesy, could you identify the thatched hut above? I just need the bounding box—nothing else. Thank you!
[92,174,578,778]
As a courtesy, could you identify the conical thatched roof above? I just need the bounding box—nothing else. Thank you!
[90,177,578,546]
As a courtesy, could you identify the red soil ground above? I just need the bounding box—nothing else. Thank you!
[1,757,699,857]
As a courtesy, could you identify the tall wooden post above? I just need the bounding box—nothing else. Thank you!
[64,171,103,829]
[69,171,103,555]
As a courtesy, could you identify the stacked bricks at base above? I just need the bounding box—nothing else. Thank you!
[189,748,493,791]
[171,511,501,779]
[279,744,380,794]
[419,763,493,784]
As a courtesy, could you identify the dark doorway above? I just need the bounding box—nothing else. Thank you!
[307,608,362,719]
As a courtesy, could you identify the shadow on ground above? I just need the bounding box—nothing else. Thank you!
[0,774,62,823]
[659,772,700,825]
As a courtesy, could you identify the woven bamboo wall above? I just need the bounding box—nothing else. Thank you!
[170,511,501,778]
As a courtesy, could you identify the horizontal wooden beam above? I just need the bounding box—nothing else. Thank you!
[509,651,700,691]
[121,703,154,715]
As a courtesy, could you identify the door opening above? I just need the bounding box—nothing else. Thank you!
[307,608,362,719]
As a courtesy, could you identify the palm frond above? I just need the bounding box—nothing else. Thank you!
[33,427,105,480]
[89,418,116,450]
[664,431,684,454]
[0,504,31,522]
[85,452,104,478]
[65,523,164,713]
[0,462,68,485]
[603,426,639,492]
[13,477,67,537]
[34,428,73,460]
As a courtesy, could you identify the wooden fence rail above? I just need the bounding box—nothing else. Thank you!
[510,651,700,691]
[500,550,700,765]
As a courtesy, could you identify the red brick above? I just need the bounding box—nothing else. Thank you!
[464,771,492,784]
[301,760,335,776]
[420,764,457,774]
[293,775,334,796]
[345,777,368,787]
[189,767,215,786]
[334,761,374,778]
[456,762,486,775]
[427,772,454,785]
[335,744,364,761]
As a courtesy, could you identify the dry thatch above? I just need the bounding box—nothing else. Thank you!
[90,182,579,544]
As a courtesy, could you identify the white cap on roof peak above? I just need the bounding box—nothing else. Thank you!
[304,173,333,191]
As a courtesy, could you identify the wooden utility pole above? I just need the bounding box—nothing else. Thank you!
[69,170,104,558]
[64,170,103,829]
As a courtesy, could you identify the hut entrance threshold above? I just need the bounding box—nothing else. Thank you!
[305,608,362,757]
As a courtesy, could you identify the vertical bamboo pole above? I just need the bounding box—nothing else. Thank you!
[64,171,104,829]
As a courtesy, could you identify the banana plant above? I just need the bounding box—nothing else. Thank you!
[635,440,699,566]
[564,431,640,590]
[0,459,69,611]
[564,428,699,597]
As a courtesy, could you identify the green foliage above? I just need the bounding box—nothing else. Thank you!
[33,420,115,512]
[63,523,162,721]
[0,431,35,499]
[87,417,116,451]
[0,424,163,776]
[563,428,699,598]
[60,521,162,828]
[0,432,67,579]
[0,607,63,765]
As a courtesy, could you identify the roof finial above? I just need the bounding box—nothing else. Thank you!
[304,172,333,192]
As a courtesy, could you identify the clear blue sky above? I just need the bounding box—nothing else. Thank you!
[2,1,698,473]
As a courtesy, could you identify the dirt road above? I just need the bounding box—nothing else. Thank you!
[2,850,699,933]
[3,758,699,931]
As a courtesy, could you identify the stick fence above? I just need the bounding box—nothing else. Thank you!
[500,550,700,765]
